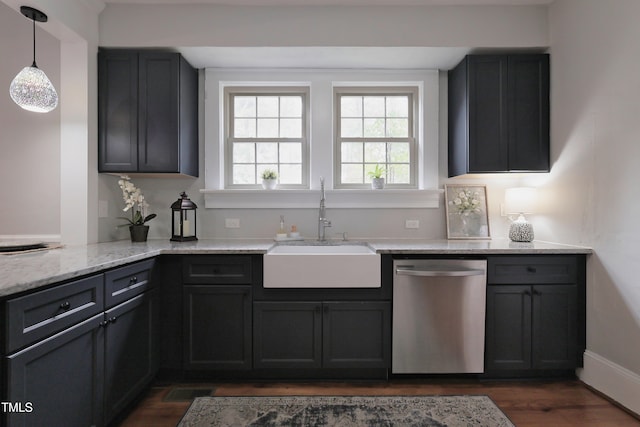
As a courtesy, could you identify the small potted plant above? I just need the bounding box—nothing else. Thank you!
[261,169,278,190]
[117,175,157,242]
[367,164,386,189]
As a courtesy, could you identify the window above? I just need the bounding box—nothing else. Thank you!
[334,87,418,188]
[224,87,309,188]
[206,69,439,209]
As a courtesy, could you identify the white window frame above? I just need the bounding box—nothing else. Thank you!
[224,86,310,189]
[202,69,440,209]
[334,86,419,189]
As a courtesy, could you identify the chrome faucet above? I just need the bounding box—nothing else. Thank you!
[318,177,332,241]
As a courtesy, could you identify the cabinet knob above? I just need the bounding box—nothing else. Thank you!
[129,276,138,285]
[59,301,71,310]
[109,316,118,324]
[526,266,537,273]
[524,290,531,296]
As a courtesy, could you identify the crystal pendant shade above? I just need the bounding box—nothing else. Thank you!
[10,65,58,113]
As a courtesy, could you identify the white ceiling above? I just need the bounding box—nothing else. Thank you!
[101,0,552,69]
[179,46,478,70]
[104,0,553,4]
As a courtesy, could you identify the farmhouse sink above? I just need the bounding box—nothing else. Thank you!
[263,243,381,288]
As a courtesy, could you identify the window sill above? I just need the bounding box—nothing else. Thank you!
[200,188,442,209]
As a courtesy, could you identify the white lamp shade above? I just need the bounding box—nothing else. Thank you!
[504,187,537,214]
[9,66,58,113]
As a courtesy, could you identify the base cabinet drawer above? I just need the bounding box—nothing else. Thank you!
[488,256,577,284]
[5,274,104,353]
[183,256,253,284]
[105,258,155,307]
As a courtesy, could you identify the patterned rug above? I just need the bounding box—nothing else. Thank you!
[177,395,515,426]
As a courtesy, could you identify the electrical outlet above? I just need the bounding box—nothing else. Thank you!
[98,200,108,218]
[225,218,240,228]
[405,219,420,229]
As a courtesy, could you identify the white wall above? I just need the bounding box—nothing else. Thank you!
[99,4,548,48]
[0,2,61,240]
[97,3,548,242]
[546,0,640,414]
[1,0,102,244]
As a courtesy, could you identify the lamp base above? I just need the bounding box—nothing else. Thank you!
[509,219,534,242]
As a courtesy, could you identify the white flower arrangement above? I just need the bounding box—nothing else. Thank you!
[117,175,157,226]
[449,189,482,216]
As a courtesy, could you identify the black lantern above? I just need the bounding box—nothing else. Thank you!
[171,192,197,242]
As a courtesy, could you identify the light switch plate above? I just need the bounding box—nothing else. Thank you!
[225,218,240,228]
[98,200,108,218]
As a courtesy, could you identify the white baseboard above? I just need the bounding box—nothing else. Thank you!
[578,350,640,416]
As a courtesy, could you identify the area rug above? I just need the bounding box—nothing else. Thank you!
[177,395,515,426]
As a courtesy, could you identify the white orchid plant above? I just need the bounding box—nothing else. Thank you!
[449,189,482,216]
[117,175,157,226]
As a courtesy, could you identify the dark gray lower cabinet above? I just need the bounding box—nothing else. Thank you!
[104,288,159,424]
[3,259,159,427]
[183,285,252,370]
[485,255,584,376]
[6,314,104,427]
[253,302,322,369]
[253,301,390,370]
[486,284,578,372]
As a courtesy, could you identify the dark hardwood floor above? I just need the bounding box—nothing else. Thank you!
[119,379,639,426]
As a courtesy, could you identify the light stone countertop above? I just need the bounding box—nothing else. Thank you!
[0,238,591,298]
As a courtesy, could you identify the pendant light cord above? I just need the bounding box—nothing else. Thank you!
[31,15,37,68]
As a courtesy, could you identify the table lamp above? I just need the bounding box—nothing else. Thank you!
[504,187,537,242]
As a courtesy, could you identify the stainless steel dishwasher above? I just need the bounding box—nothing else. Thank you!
[392,259,487,374]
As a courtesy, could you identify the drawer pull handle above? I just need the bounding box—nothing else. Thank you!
[59,301,71,310]
[129,276,138,285]
[527,266,537,273]
[99,317,118,327]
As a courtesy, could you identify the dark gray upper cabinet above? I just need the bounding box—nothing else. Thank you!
[98,49,198,176]
[448,54,550,176]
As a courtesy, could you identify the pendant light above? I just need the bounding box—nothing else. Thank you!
[9,6,58,113]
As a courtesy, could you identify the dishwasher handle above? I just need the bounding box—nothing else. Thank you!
[395,266,485,277]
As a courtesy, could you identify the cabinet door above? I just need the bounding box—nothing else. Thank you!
[103,289,159,425]
[467,55,509,173]
[138,52,180,173]
[323,302,390,369]
[253,302,322,369]
[183,285,252,370]
[507,54,550,171]
[532,284,577,369]
[485,285,532,371]
[98,50,138,172]
[6,314,104,427]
